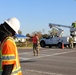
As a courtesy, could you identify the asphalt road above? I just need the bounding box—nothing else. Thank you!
[18,47,76,75]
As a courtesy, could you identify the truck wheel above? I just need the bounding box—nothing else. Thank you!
[49,45,52,48]
[40,41,45,47]
[58,42,62,48]
[73,43,76,48]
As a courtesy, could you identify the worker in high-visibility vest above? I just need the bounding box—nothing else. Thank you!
[0,17,22,75]
[32,34,39,56]
[35,34,39,55]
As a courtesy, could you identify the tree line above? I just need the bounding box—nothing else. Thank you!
[18,27,59,40]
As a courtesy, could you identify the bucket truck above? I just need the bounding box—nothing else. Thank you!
[40,21,76,48]
[49,22,76,44]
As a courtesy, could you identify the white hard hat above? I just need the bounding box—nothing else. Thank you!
[5,17,20,34]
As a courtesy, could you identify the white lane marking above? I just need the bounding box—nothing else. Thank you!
[20,50,76,61]
[42,49,61,51]
[19,52,32,55]
[25,69,63,75]
[19,48,52,55]
[19,48,69,55]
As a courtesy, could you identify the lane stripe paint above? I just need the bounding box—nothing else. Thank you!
[25,69,63,75]
[20,50,76,61]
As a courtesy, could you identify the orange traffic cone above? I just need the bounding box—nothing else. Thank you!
[62,43,64,49]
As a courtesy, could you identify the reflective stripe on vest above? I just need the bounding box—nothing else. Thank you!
[0,37,22,75]
[2,54,15,61]
[0,47,2,74]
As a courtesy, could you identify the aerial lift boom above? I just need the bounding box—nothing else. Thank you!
[49,22,76,45]
[50,25,64,37]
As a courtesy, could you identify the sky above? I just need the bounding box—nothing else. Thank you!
[0,0,76,36]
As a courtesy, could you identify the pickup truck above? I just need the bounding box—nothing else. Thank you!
[40,36,70,48]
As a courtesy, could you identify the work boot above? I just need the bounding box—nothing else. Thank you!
[34,54,35,56]
[37,54,38,56]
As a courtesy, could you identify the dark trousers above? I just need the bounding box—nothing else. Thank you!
[33,43,38,55]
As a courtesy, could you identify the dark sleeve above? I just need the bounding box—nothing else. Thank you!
[2,64,14,75]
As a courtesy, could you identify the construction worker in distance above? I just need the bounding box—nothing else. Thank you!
[69,36,74,48]
[32,34,39,56]
[0,17,22,75]
[35,34,39,54]
[72,21,76,28]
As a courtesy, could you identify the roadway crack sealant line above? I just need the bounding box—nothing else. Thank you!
[25,69,63,75]
[20,50,76,61]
